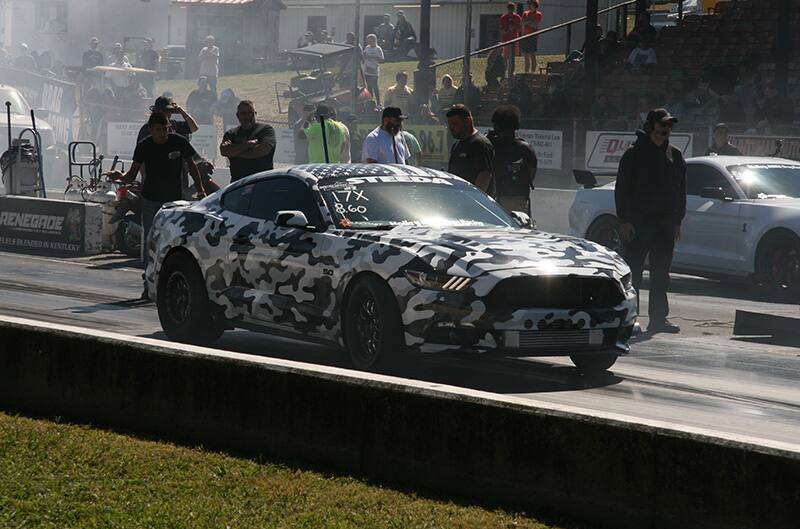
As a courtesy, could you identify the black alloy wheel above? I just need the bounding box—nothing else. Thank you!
[157,252,224,345]
[344,276,404,371]
[587,216,623,254]
[756,232,800,301]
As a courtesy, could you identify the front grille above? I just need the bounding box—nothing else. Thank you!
[519,329,601,348]
[485,276,624,312]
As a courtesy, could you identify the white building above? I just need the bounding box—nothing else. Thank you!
[278,0,618,60]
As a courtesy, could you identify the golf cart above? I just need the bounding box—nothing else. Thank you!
[276,43,371,125]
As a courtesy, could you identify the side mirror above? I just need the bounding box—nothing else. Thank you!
[512,210,533,229]
[275,210,311,229]
[573,169,598,189]
[700,187,733,201]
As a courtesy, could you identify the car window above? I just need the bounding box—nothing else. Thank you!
[221,183,255,216]
[250,177,321,225]
[686,164,735,197]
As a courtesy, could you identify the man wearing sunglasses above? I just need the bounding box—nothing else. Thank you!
[615,108,686,334]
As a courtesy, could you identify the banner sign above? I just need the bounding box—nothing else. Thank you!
[0,196,102,256]
[477,127,563,170]
[106,122,141,160]
[586,131,694,172]
[192,124,218,160]
[729,135,800,160]
[0,67,78,146]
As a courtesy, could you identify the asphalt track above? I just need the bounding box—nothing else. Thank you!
[1,250,799,448]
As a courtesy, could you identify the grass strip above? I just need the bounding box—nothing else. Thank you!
[0,412,582,529]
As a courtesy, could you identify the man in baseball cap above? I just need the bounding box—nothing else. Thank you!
[706,123,743,156]
[615,107,687,334]
[362,106,411,164]
[82,37,104,70]
[137,95,199,143]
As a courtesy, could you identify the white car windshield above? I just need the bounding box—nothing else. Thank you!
[0,88,31,115]
[320,181,517,229]
[729,164,800,199]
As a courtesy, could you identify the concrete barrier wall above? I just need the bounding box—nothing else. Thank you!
[0,315,797,529]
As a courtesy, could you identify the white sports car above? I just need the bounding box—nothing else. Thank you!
[569,156,800,295]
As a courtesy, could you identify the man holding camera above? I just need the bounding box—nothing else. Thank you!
[296,104,351,163]
[615,108,686,334]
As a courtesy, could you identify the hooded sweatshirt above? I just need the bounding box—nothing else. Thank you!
[615,130,686,229]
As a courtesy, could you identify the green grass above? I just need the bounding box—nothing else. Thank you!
[157,55,562,126]
[0,412,580,529]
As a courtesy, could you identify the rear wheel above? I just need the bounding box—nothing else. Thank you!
[754,231,800,301]
[344,276,404,371]
[570,353,618,374]
[586,216,622,254]
[157,252,224,345]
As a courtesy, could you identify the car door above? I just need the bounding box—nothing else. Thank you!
[244,177,337,336]
[675,162,743,273]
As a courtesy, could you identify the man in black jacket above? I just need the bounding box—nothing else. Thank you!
[615,108,686,334]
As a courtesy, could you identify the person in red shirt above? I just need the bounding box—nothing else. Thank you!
[521,0,543,73]
[499,2,522,73]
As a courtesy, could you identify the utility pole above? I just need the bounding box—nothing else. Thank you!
[414,0,432,108]
[582,0,599,116]
[463,0,473,109]
[351,0,362,116]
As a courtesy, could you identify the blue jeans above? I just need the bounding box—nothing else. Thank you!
[141,198,166,287]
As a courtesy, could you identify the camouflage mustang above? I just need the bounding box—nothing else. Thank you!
[147,164,637,372]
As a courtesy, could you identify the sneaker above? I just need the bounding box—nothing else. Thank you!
[647,319,680,334]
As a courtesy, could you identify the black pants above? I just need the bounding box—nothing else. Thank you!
[624,224,675,323]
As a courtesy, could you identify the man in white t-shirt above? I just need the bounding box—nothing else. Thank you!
[199,35,220,95]
[362,34,385,105]
[362,107,411,165]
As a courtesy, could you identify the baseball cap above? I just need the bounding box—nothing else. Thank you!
[713,122,729,132]
[397,10,405,16]
[646,108,678,125]
[314,104,334,117]
[90,37,99,44]
[150,96,175,112]
[382,107,407,120]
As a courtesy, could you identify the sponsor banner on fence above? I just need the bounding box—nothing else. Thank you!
[585,131,694,172]
[477,127,563,170]
[107,122,218,161]
[0,196,96,255]
[192,124,218,160]
[274,128,298,165]
[729,135,800,160]
[0,66,78,146]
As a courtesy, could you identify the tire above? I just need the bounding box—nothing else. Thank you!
[570,353,618,374]
[157,252,224,345]
[343,275,404,371]
[754,231,800,302]
[586,216,622,254]
[116,217,142,258]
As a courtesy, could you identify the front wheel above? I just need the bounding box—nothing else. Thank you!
[586,216,622,254]
[157,252,224,345]
[754,232,800,302]
[570,353,618,374]
[344,276,404,371]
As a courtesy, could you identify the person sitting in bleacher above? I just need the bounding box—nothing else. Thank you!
[625,37,657,73]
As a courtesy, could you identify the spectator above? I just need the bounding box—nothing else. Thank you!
[141,39,160,96]
[435,74,458,113]
[393,11,417,59]
[297,104,350,163]
[362,107,411,164]
[455,73,481,109]
[401,128,422,166]
[375,14,395,51]
[521,0,543,73]
[385,71,414,112]
[186,76,216,125]
[217,88,241,131]
[633,94,654,123]
[14,43,37,70]
[626,38,657,73]
[595,93,617,121]
[344,114,362,162]
[220,100,276,182]
[108,42,130,67]
[544,76,571,117]
[199,36,220,95]
[363,34,384,105]
[706,123,743,156]
[663,88,687,121]
[626,12,657,44]
[615,108,686,334]
[485,48,506,88]
[499,2,522,73]
[487,105,537,215]
[755,80,794,128]
[446,104,494,194]
[412,104,440,125]
[137,95,199,143]
[82,37,104,70]
[599,30,623,66]
[717,93,746,125]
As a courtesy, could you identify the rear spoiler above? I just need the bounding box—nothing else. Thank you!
[573,169,598,189]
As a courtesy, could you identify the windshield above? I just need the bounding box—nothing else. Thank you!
[0,88,30,115]
[320,181,518,229]
[728,164,800,199]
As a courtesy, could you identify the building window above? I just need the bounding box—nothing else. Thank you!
[35,0,67,33]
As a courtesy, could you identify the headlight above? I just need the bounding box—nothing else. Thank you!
[404,270,474,291]
[621,272,633,289]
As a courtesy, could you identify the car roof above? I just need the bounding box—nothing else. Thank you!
[689,156,800,170]
[287,43,355,59]
[288,163,462,185]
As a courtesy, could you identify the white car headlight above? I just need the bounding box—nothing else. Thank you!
[404,270,474,291]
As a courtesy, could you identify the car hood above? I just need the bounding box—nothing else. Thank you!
[745,197,800,211]
[344,226,629,279]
